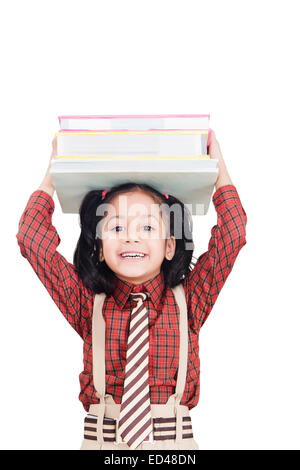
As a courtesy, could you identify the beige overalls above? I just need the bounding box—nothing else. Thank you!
[80,282,199,450]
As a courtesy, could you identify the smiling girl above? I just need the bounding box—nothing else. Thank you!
[16,130,247,450]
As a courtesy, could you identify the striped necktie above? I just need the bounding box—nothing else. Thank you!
[118,291,152,449]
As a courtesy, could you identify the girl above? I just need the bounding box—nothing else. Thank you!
[16,130,247,450]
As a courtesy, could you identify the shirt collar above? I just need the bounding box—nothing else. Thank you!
[111,270,165,310]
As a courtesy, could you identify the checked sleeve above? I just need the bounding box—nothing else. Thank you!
[16,190,92,337]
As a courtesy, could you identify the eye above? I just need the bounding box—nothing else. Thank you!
[112,225,124,232]
[111,224,155,232]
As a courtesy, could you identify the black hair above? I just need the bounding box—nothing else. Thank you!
[73,181,196,295]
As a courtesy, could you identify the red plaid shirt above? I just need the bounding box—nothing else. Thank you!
[16,184,247,412]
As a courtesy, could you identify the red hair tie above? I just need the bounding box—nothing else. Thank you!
[163,193,169,199]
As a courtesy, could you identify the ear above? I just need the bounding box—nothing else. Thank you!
[99,247,105,262]
[165,236,176,260]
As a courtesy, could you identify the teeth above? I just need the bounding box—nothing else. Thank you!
[121,253,145,258]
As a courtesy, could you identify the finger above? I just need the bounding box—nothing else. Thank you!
[209,130,221,160]
[208,129,216,155]
[52,136,57,153]
[209,129,217,145]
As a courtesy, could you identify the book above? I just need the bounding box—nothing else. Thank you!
[58,114,210,131]
[51,156,217,172]
[50,166,219,216]
[56,130,209,158]
[50,114,218,216]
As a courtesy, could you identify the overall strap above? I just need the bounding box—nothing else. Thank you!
[92,292,107,398]
[170,282,189,444]
[171,283,188,401]
[92,292,107,445]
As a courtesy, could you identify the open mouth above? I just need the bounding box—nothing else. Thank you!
[119,253,148,261]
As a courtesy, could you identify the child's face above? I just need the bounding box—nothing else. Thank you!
[98,190,176,284]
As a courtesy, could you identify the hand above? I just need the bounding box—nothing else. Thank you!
[50,135,57,161]
[209,129,233,190]
[38,135,57,197]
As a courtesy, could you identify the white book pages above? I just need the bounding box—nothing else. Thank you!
[51,157,217,172]
[56,132,208,157]
[59,116,210,131]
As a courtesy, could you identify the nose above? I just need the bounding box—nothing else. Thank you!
[124,228,140,242]
[122,220,142,242]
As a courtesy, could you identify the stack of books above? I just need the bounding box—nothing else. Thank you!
[50,114,219,215]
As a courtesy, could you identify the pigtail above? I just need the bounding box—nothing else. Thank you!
[73,190,110,293]
[160,193,195,284]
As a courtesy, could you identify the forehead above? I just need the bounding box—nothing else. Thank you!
[104,191,162,220]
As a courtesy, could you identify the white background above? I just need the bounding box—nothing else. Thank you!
[1,0,299,450]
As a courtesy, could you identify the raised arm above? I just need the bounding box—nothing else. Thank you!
[16,137,92,337]
[186,131,247,332]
